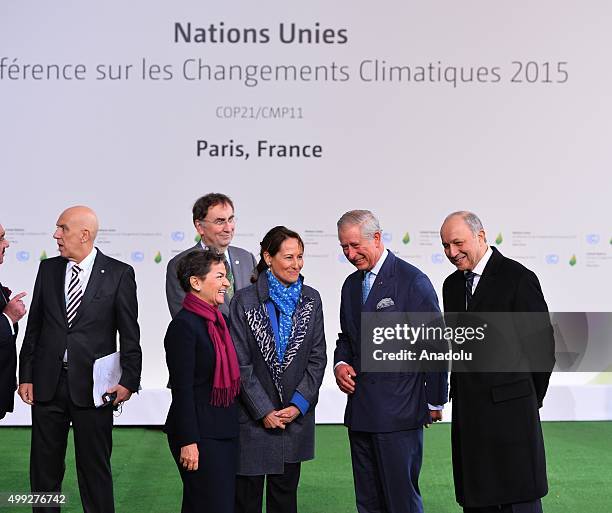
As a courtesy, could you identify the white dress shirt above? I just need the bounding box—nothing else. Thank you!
[63,248,97,361]
[465,245,493,296]
[64,247,97,302]
[1,286,14,335]
[363,249,388,298]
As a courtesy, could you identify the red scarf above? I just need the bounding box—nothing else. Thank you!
[182,293,240,407]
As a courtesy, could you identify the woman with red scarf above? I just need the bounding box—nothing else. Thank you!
[164,249,241,513]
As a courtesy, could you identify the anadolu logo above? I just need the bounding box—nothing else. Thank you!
[431,253,444,264]
[16,251,30,262]
[131,251,145,263]
[545,254,559,265]
[154,251,163,264]
[171,231,185,242]
[585,234,599,245]
[402,232,410,245]
[569,254,577,266]
[495,233,503,245]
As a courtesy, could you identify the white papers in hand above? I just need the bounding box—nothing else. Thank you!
[93,351,122,407]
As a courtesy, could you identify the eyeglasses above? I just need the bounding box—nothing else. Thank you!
[199,217,236,227]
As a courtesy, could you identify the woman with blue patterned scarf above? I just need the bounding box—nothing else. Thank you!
[230,226,327,513]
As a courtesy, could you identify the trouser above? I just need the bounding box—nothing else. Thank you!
[349,428,424,513]
[168,436,238,513]
[463,499,543,513]
[235,462,302,513]
[30,368,114,513]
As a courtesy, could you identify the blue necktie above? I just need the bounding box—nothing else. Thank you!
[362,271,372,305]
[465,271,476,306]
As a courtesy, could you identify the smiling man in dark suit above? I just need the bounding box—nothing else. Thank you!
[166,193,256,319]
[18,206,142,513]
[440,211,555,513]
[334,210,448,513]
[0,222,27,420]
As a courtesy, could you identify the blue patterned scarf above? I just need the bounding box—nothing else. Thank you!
[266,269,302,362]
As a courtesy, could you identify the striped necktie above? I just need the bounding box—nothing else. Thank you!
[465,271,476,307]
[66,265,83,327]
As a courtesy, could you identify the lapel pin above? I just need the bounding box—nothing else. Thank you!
[235,260,239,265]
[101,269,105,273]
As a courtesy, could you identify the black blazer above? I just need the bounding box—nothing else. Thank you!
[164,308,238,447]
[0,283,17,419]
[19,251,142,407]
[443,247,555,508]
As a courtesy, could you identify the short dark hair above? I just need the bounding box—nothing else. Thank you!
[253,226,304,282]
[176,249,228,293]
[192,193,235,223]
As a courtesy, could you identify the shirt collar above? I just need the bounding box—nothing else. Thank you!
[199,241,230,261]
[369,248,388,277]
[467,245,492,277]
[68,247,97,272]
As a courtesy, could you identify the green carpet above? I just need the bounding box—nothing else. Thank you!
[0,422,610,512]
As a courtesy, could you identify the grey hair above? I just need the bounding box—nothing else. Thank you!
[444,211,486,239]
[337,210,382,239]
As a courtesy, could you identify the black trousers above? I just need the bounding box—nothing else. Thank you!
[168,436,238,513]
[30,368,114,513]
[235,462,301,513]
[463,499,543,513]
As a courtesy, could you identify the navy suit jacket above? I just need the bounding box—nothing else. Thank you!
[334,251,448,432]
[164,309,238,447]
[0,283,17,419]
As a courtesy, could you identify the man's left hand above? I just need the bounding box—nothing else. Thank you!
[106,384,132,406]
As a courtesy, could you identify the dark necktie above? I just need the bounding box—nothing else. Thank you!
[225,263,235,302]
[465,271,476,306]
[0,284,7,307]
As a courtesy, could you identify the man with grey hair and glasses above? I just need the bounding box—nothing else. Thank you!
[440,210,555,513]
[334,209,448,513]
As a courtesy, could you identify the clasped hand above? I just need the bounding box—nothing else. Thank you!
[263,406,300,429]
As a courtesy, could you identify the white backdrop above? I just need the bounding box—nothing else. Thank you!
[1,1,611,425]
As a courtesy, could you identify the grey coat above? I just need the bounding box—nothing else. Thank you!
[165,243,256,318]
[229,273,327,475]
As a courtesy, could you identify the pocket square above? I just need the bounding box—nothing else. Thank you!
[376,298,395,310]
